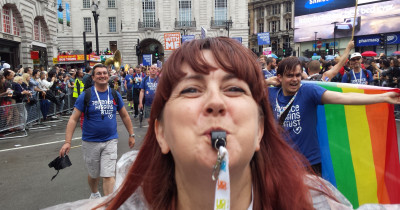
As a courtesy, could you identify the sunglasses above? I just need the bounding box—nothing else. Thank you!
[351,57,361,61]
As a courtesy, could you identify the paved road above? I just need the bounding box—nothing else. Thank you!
[0,103,148,210]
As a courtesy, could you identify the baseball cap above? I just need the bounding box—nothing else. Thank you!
[350,52,362,60]
[2,63,10,69]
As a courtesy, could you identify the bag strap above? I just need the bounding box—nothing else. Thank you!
[279,102,294,126]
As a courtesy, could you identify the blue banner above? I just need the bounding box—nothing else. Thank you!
[201,27,207,39]
[182,35,195,43]
[387,33,400,45]
[143,54,152,66]
[232,37,242,43]
[257,33,270,45]
[157,60,162,68]
[295,0,355,17]
[57,0,63,24]
[66,3,70,27]
[356,35,380,47]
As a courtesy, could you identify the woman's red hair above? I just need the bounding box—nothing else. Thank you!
[98,37,314,209]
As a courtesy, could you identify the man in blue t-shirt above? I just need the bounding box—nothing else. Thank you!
[263,57,277,80]
[267,57,400,175]
[124,67,134,110]
[59,64,136,199]
[139,64,158,118]
[341,52,373,85]
[132,65,145,118]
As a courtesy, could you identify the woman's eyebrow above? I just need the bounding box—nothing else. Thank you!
[222,73,237,82]
[181,74,205,82]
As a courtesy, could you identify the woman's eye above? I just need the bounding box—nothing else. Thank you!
[227,86,245,93]
[180,87,199,94]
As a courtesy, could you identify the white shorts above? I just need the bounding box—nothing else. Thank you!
[82,139,118,178]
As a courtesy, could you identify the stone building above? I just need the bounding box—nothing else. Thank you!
[248,0,294,57]
[0,0,58,70]
[57,0,249,66]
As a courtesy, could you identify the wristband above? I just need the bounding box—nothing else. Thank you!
[130,134,136,138]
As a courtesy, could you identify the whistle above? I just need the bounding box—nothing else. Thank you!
[211,131,226,150]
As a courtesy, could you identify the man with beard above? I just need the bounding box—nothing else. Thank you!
[267,57,400,175]
[263,57,277,80]
[341,53,373,85]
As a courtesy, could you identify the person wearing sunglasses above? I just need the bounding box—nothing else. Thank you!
[341,52,374,85]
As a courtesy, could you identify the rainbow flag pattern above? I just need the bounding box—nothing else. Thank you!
[311,81,400,208]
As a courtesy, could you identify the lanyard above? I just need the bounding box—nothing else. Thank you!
[94,86,110,120]
[352,70,363,84]
[275,84,301,118]
[214,146,230,210]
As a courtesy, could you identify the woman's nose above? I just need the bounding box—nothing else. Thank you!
[203,90,226,116]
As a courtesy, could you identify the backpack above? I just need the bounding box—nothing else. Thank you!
[83,76,94,90]
[347,69,370,83]
[83,87,120,119]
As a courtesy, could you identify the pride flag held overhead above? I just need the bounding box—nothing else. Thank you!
[310,81,400,208]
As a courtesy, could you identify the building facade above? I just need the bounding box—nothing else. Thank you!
[0,0,58,70]
[57,0,249,66]
[248,0,294,57]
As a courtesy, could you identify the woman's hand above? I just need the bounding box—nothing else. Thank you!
[383,91,400,104]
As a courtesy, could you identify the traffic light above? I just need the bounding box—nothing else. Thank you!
[379,34,386,48]
[85,42,92,54]
[135,45,141,56]
[286,47,292,56]
[325,43,329,54]
[154,52,159,60]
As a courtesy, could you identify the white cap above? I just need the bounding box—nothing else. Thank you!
[350,52,362,60]
[2,63,10,69]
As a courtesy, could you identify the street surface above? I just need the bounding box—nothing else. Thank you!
[0,101,400,209]
[0,101,148,210]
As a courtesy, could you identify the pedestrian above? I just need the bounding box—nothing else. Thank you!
[341,52,374,85]
[58,63,135,199]
[267,56,400,175]
[132,65,144,118]
[73,68,85,128]
[124,67,134,110]
[38,71,54,121]
[46,37,400,210]
[263,57,277,80]
[139,64,158,119]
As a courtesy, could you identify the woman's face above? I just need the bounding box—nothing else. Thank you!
[155,50,264,174]
[25,76,31,82]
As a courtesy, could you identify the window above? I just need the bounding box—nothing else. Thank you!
[178,0,191,23]
[2,7,11,34]
[142,0,155,28]
[83,0,91,8]
[84,17,91,32]
[286,18,291,30]
[41,25,46,42]
[109,17,116,32]
[34,19,39,41]
[108,0,116,8]
[258,22,264,33]
[272,4,280,15]
[215,0,227,24]
[13,13,20,36]
[285,2,291,13]
[270,21,279,33]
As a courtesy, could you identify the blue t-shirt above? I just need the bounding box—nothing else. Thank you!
[125,74,134,90]
[263,69,276,79]
[139,76,158,107]
[268,83,326,165]
[75,86,124,142]
[341,69,373,85]
[133,73,145,89]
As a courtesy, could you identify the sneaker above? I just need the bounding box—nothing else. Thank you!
[134,115,138,118]
[89,192,102,199]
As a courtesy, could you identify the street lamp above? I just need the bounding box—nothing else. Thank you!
[331,22,338,55]
[91,0,100,55]
[225,17,233,38]
[314,32,318,53]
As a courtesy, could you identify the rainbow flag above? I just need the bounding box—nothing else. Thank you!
[310,81,400,208]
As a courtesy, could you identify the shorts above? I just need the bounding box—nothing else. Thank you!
[82,139,118,178]
[126,88,133,101]
[144,105,151,118]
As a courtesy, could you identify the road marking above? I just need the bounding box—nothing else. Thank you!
[0,137,81,153]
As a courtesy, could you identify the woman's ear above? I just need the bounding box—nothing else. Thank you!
[255,117,264,152]
[155,119,170,154]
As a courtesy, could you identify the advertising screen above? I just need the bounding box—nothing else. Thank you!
[295,0,356,16]
[294,0,400,42]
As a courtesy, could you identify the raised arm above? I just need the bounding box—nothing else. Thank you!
[321,90,400,105]
[323,41,354,81]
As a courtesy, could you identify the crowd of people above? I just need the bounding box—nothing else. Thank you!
[0,62,161,136]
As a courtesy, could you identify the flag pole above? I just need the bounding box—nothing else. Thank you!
[351,0,359,41]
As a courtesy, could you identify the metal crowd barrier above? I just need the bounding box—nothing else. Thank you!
[0,90,76,140]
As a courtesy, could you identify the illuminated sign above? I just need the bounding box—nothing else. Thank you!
[305,0,334,9]
[294,0,400,42]
[295,0,355,16]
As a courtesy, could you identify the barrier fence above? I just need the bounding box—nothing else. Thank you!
[0,91,76,140]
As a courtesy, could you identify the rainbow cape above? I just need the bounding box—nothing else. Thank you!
[310,81,400,208]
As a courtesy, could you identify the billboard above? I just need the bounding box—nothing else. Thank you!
[294,0,400,42]
[295,0,356,16]
[66,3,70,27]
